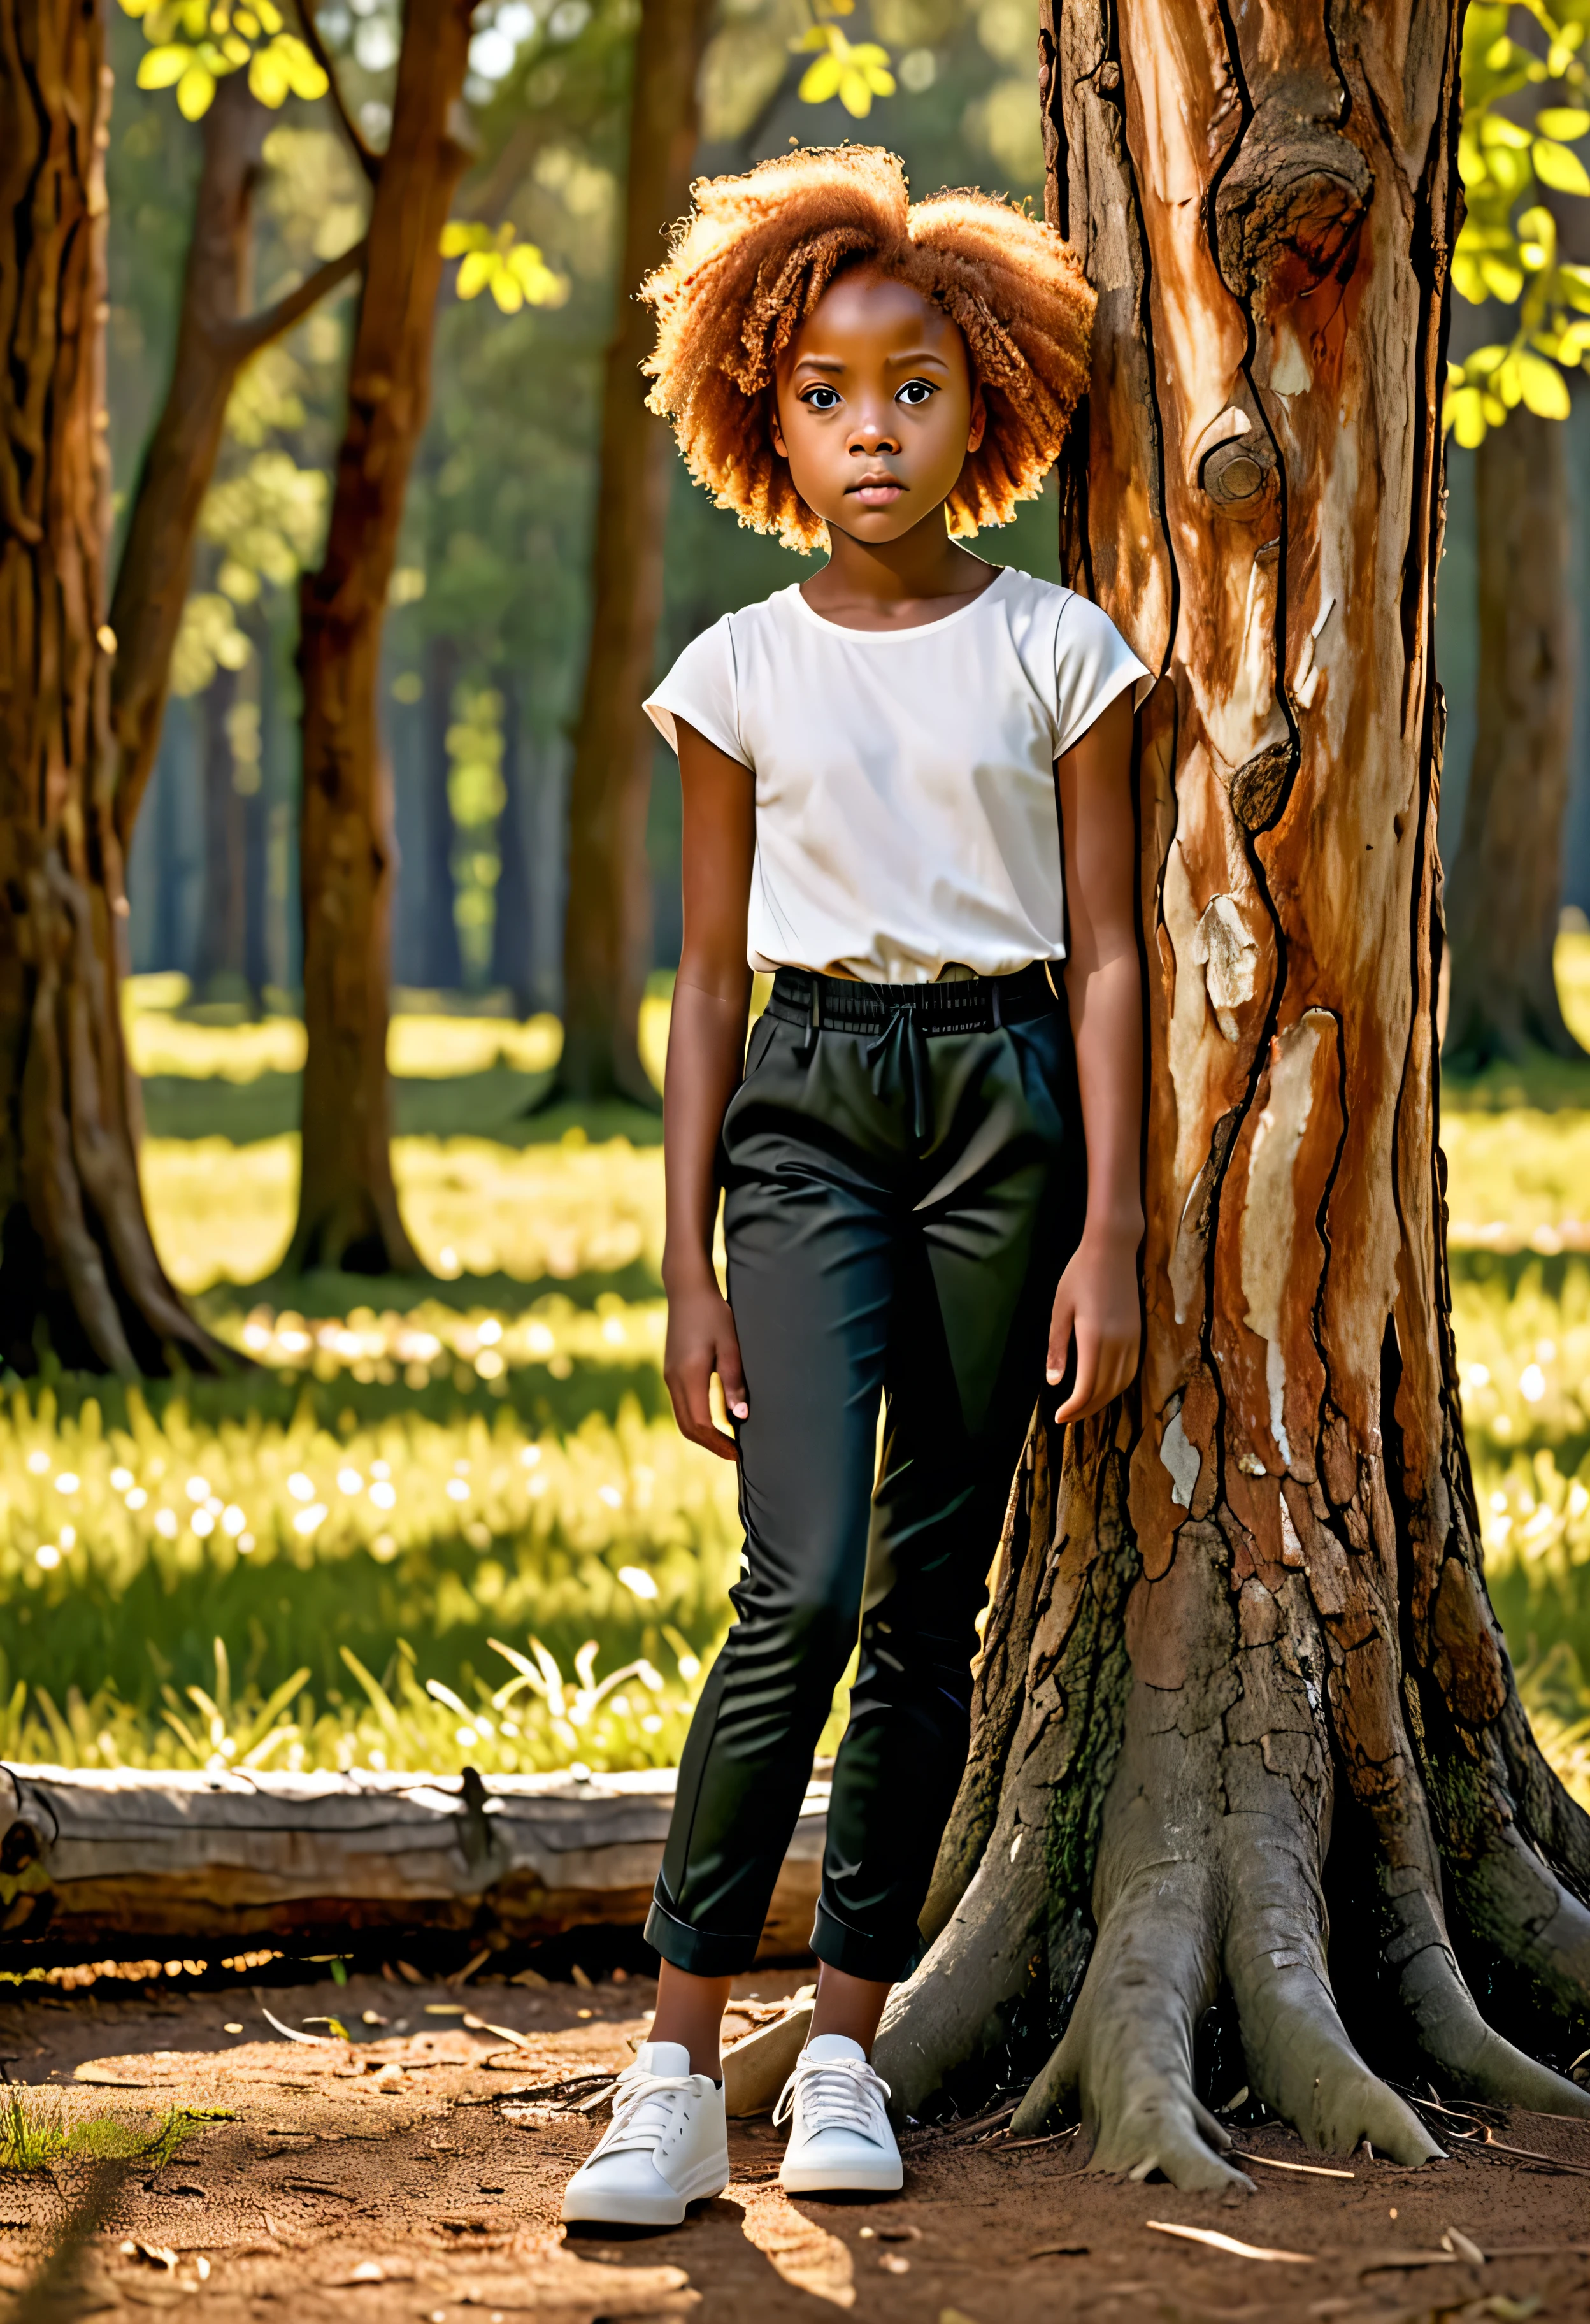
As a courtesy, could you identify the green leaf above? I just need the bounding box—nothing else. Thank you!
[136,41,192,85]
[1534,138,1590,194]
[1516,349,1571,417]
[1536,106,1590,140]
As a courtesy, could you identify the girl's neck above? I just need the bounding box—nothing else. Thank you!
[800,505,994,627]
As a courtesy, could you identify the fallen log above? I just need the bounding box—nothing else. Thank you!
[0,1763,826,1967]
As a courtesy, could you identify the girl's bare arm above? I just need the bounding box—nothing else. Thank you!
[662,717,757,1460]
[1050,687,1145,1421]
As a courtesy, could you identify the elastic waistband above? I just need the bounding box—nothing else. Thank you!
[765,961,1058,1036]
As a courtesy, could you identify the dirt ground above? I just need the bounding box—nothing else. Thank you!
[0,1964,1586,2323]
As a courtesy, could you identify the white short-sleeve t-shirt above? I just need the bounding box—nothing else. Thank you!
[643,564,1152,985]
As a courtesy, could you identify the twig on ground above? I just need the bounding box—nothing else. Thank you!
[1145,2222,1314,2264]
[1230,2149,1354,2180]
[1450,2131,1590,2179]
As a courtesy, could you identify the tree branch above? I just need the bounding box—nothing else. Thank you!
[296,0,382,185]
[223,236,366,361]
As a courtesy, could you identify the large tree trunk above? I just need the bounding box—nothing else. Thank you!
[875,0,1590,2188]
[290,0,473,1273]
[1443,410,1584,1068]
[107,73,362,855]
[552,0,716,1107]
[0,0,221,1377]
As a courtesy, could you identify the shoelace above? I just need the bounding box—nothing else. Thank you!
[773,2052,892,2141]
[593,2062,698,2158]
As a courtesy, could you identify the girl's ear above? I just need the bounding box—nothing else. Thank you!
[770,385,789,461]
[967,377,987,456]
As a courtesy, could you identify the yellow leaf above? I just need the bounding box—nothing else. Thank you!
[175,58,216,114]
[136,41,193,86]
[248,43,288,100]
[1481,391,1507,424]
[456,249,496,300]
[1465,343,1509,377]
[489,269,524,313]
[1516,350,1570,417]
[255,0,281,24]
[220,31,249,63]
[1534,138,1590,194]
[838,68,874,115]
[798,52,843,101]
[1479,255,1524,302]
[1482,114,1533,150]
[1494,354,1522,406]
[440,221,489,256]
[1447,385,1488,447]
[1518,203,1556,252]
[234,7,258,31]
[1536,106,1590,140]
[276,33,328,97]
[1452,252,1489,303]
[119,0,157,16]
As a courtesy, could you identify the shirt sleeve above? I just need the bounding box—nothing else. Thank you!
[643,615,749,767]
[1053,594,1156,760]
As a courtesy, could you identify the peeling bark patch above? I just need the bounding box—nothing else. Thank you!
[1214,102,1373,303]
[1240,1014,1331,1469]
[1161,1408,1200,1507]
[1191,894,1258,1039]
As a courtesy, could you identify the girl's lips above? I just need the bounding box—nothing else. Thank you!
[850,480,905,505]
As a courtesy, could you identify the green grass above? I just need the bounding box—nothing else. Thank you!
[0,2093,232,2172]
[0,966,1586,1797]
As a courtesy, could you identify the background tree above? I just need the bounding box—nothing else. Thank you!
[287,0,478,1272]
[106,43,363,856]
[547,0,720,1107]
[0,0,218,1374]
[1443,3,1590,1067]
[875,0,1590,2183]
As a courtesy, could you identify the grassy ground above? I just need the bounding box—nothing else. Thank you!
[4,959,1587,1794]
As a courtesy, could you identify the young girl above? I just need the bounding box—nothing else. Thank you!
[563,145,1148,2229]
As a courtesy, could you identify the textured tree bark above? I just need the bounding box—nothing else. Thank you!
[290,0,473,1273]
[0,0,222,1377]
[875,0,1590,2188]
[1443,410,1584,1068]
[552,0,717,1106]
[107,73,362,854]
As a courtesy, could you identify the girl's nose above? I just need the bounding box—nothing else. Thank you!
[850,413,899,455]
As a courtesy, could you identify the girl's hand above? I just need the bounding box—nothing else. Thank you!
[1047,1226,1142,1423]
[664,1277,749,1460]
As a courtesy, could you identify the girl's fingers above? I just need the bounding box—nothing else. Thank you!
[1045,1296,1075,1386]
[717,1329,750,1423]
[666,1359,738,1460]
[1054,1321,1100,1421]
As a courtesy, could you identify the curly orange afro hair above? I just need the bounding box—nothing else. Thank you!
[641,145,1094,553]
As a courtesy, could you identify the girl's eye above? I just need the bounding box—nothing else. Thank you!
[803,385,841,410]
[897,380,935,406]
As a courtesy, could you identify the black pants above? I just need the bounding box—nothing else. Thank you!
[645,966,1084,1984]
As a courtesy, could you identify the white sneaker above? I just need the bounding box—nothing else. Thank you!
[561,2041,729,2227]
[775,2034,903,2193]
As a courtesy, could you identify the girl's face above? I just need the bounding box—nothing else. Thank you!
[771,269,985,545]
